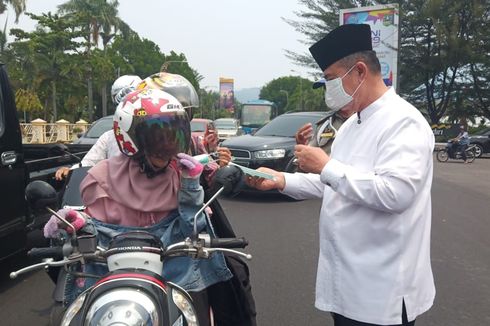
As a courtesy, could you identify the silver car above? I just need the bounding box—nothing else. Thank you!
[72,115,113,145]
[213,118,242,141]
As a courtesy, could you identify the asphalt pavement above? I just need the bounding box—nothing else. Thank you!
[0,156,489,325]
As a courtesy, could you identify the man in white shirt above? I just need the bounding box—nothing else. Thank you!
[246,24,435,326]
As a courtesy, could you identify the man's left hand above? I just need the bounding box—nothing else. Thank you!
[294,145,330,174]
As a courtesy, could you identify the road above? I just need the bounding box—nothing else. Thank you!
[0,157,489,325]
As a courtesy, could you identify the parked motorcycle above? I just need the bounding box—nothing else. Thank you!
[436,142,477,163]
[10,165,250,326]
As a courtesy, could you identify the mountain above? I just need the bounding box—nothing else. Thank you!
[235,87,261,103]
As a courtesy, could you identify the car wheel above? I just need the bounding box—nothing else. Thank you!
[473,144,483,158]
[436,149,449,162]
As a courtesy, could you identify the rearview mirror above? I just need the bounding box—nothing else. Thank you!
[49,143,69,156]
[213,165,244,196]
[25,180,58,211]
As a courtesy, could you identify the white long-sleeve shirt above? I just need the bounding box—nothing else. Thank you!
[80,130,120,167]
[282,88,435,325]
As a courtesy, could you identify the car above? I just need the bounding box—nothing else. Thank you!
[221,111,328,173]
[190,118,215,139]
[213,118,242,141]
[72,115,113,145]
[469,127,490,158]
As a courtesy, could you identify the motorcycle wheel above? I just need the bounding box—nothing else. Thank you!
[466,150,476,163]
[436,149,449,162]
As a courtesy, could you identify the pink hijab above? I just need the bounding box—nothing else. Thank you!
[80,155,180,227]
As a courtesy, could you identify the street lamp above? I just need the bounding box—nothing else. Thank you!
[160,60,188,72]
[279,89,289,112]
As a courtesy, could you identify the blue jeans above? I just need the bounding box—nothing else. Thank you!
[63,177,232,305]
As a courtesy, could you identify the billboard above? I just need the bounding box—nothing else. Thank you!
[340,4,399,90]
[219,77,234,112]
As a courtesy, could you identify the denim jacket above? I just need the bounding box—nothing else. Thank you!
[63,177,232,305]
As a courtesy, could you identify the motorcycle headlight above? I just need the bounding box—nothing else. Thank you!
[84,288,159,326]
[61,292,87,326]
[254,149,286,159]
[172,288,198,326]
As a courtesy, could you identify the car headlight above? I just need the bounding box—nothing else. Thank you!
[172,288,198,326]
[254,149,286,159]
[61,292,87,326]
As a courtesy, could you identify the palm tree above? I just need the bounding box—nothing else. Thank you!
[58,0,124,119]
[0,0,27,54]
[0,0,27,22]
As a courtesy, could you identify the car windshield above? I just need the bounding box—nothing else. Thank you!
[255,114,324,137]
[215,121,236,129]
[191,121,206,132]
[85,118,113,138]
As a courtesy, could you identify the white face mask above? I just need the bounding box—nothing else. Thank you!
[324,64,364,112]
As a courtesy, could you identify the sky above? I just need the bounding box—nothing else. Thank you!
[2,0,316,90]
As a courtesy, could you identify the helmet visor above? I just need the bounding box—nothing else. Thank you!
[135,110,190,159]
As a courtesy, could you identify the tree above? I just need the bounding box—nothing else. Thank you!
[0,0,26,22]
[9,12,84,121]
[285,0,490,124]
[58,0,124,119]
[0,0,26,53]
[107,33,165,79]
[259,76,326,114]
[198,89,220,119]
[163,51,202,91]
[15,88,42,121]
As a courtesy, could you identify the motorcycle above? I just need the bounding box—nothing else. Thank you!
[10,165,250,326]
[436,141,477,163]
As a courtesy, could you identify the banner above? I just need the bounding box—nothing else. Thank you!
[431,123,460,139]
[340,4,399,90]
[219,77,234,112]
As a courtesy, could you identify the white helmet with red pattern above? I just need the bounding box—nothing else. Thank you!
[113,88,190,158]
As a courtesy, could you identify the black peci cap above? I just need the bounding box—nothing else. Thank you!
[309,24,373,72]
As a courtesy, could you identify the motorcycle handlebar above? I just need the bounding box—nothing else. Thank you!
[28,247,64,260]
[210,237,248,249]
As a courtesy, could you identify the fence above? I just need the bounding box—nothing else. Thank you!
[20,119,91,144]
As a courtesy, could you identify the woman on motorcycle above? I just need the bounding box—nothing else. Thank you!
[47,88,232,324]
[137,71,231,185]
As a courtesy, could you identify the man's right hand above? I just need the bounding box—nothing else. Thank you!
[55,167,70,180]
[295,123,313,145]
[244,167,285,191]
